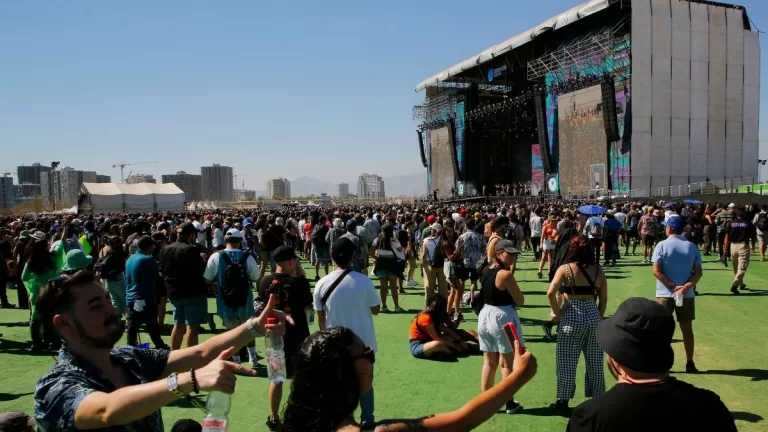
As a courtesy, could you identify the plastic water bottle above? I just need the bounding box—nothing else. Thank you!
[265,316,287,383]
[306,308,315,324]
[202,391,231,432]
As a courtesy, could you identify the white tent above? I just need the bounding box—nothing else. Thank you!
[80,182,185,214]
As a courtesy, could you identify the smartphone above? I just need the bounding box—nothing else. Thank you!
[503,322,526,354]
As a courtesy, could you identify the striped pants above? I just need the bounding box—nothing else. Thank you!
[556,299,605,400]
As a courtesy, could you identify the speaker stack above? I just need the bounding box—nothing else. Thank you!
[601,79,620,142]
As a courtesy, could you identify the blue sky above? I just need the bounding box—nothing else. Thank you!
[2,0,767,190]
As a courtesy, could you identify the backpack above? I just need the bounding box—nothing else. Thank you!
[560,219,576,232]
[218,250,251,309]
[629,214,639,230]
[589,217,603,238]
[757,213,768,231]
[312,226,329,248]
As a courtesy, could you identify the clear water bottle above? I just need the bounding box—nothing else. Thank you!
[202,391,231,432]
[265,316,287,383]
[306,308,315,324]
[673,290,684,307]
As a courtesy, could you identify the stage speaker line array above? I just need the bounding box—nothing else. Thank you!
[601,80,620,142]
[533,92,553,173]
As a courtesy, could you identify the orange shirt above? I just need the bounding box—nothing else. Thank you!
[303,223,312,242]
[409,313,433,341]
[542,220,558,241]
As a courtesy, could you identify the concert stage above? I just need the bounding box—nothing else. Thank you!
[413,0,759,200]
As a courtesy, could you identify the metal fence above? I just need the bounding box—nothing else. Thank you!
[556,177,758,200]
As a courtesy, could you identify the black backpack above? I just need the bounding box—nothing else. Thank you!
[757,213,768,231]
[505,224,518,249]
[218,250,251,308]
[312,226,329,248]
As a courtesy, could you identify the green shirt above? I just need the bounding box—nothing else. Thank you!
[22,263,58,319]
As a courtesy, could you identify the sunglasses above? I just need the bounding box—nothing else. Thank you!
[353,346,376,364]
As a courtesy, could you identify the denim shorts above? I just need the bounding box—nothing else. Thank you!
[312,246,330,264]
[409,339,427,359]
[170,295,208,325]
[375,269,397,279]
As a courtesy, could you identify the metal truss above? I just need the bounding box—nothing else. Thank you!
[527,15,630,81]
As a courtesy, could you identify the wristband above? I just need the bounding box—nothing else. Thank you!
[246,317,262,337]
[190,368,199,394]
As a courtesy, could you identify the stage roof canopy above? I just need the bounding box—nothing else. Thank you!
[81,182,185,213]
[414,0,612,92]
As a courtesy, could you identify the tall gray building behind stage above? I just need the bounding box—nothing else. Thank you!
[338,182,349,198]
[16,163,52,197]
[162,171,202,202]
[0,176,15,209]
[201,164,233,202]
[357,173,385,199]
[267,178,291,199]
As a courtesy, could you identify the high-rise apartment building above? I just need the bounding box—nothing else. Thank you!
[16,163,52,197]
[162,171,202,202]
[201,164,233,202]
[53,167,96,207]
[357,173,385,199]
[96,175,112,183]
[267,178,291,199]
[126,173,156,184]
[0,176,15,209]
[40,171,58,209]
[338,183,349,198]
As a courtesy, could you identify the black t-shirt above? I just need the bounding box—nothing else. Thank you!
[725,218,756,244]
[257,273,312,348]
[261,225,286,251]
[567,378,736,432]
[159,241,207,300]
[0,240,11,281]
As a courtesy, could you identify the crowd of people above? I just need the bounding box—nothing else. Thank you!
[0,197,754,431]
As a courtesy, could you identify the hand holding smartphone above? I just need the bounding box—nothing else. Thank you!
[503,322,525,354]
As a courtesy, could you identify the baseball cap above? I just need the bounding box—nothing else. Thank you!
[431,222,443,232]
[273,245,297,263]
[177,222,196,235]
[665,215,685,233]
[225,228,244,240]
[331,237,356,264]
[0,411,35,431]
[495,239,520,255]
[427,215,436,224]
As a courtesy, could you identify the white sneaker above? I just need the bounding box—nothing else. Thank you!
[381,306,390,313]
[394,306,405,312]
[406,280,417,287]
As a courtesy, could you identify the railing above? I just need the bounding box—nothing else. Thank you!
[559,177,757,200]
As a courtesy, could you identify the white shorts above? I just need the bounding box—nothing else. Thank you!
[477,304,523,354]
[543,239,556,251]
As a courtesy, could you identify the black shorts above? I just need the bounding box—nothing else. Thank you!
[628,228,639,239]
[454,266,480,282]
[643,234,656,246]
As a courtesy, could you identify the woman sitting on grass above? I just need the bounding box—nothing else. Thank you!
[409,294,478,360]
[281,326,537,432]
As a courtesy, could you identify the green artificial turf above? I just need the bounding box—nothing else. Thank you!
[1,251,767,431]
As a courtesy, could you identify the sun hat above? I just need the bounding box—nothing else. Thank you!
[62,249,93,272]
[596,298,675,373]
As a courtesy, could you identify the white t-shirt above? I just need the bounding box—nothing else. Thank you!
[614,211,627,228]
[313,269,380,352]
[203,250,260,281]
[212,228,225,248]
[585,216,604,239]
[298,219,306,240]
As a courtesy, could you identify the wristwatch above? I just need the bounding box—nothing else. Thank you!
[246,317,262,337]
[167,373,185,398]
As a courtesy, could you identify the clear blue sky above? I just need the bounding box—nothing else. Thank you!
[2,0,768,190]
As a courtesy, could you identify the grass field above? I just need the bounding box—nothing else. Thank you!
[1,250,767,431]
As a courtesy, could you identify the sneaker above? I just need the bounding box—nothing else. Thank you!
[399,288,406,294]
[407,280,417,287]
[0,303,16,309]
[686,361,699,373]
[393,306,405,313]
[505,400,523,414]
[381,306,390,313]
[550,399,570,413]
[541,322,554,342]
[730,285,740,295]
[723,259,728,268]
[314,275,320,282]
[266,416,280,432]
[537,271,543,279]
[360,421,377,430]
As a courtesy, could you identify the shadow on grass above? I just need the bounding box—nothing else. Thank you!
[519,304,553,309]
[518,406,571,418]
[697,291,768,297]
[380,309,415,315]
[522,290,548,296]
[605,275,628,280]
[731,411,763,423]
[0,338,57,357]
[0,321,30,328]
[0,392,33,402]
[696,368,768,382]
[520,317,551,327]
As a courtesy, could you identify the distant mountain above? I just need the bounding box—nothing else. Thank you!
[287,172,427,198]
[290,176,338,197]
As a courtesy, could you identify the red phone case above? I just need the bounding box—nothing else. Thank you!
[503,322,526,354]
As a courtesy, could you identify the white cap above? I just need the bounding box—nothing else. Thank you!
[225,228,244,240]
[431,223,443,231]
[728,203,736,208]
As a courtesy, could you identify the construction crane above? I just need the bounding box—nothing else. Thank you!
[232,173,251,191]
[112,161,158,183]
